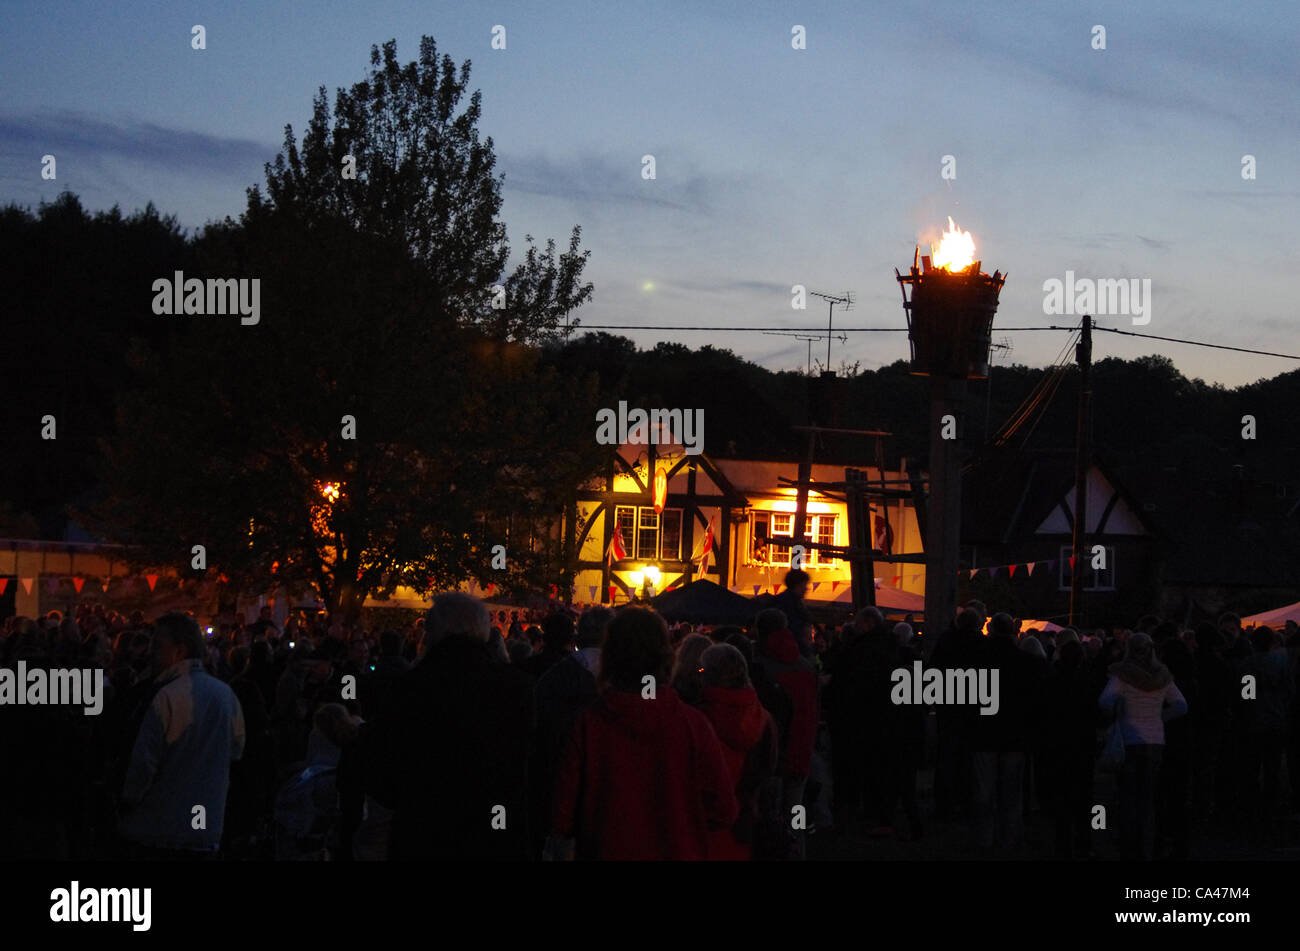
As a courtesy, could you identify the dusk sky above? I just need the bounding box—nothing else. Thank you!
[3,0,1296,386]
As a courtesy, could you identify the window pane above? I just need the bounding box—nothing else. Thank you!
[752,512,770,564]
[661,510,682,561]
[772,513,792,535]
[815,516,836,566]
[637,508,659,560]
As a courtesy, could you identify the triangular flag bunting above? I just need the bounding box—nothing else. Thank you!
[20,577,34,595]
[910,573,921,583]
[1008,565,1017,579]
[73,576,85,593]
[1068,556,1075,571]
[831,581,840,592]
[811,581,820,592]
[988,567,998,579]
[608,584,617,602]
[549,584,557,598]
[752,585,761,596]
[0,578,7,596]
[772,583,782,594]
[1026,562,1036,576]
[588,586,598,601]
[969,569,979,579]
[146,574,159,592]
[893,575,901,586]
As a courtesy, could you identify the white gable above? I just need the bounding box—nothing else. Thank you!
[1035,467,1145,536]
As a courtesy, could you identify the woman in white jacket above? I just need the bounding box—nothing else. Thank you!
[1099,632,1188,860]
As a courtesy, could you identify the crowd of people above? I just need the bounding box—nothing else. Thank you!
[1,568,1298,861]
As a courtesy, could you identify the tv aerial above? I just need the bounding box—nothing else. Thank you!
[807,289,855,372]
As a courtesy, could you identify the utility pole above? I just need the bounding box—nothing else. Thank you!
[1069,315,1092,627]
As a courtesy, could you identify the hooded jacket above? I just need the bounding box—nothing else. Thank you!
[700,684,777,860]
[1100,659,1187,746]
[551,685,738,861]
[757,629,819,777]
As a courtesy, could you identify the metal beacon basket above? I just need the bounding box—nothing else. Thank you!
[896,250,1006,380]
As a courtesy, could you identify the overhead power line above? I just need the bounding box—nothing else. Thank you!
[572,323,1300,361]
[1092,326,1300,361]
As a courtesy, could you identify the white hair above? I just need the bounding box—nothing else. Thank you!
[425,592,491,648]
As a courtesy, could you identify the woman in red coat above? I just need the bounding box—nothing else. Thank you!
[699,644,778,860]
[549,608,738,861]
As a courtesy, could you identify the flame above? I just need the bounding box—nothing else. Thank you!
[932,216,975,272]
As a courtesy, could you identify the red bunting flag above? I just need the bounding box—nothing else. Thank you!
[1069,556,1075,571]
[73,576,85,593]
[549,584,557,598]
[608,584,617,602]
[20,577,34,595]
[485,582,496,596]
[1008,565,1017,579]
[145,574,159,592]
[0,578,7,596]
[831,581,840,593]
[893,575,901,586]
[772,583,782,594]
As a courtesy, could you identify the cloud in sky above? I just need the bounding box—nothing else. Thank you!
[0,111,277,173]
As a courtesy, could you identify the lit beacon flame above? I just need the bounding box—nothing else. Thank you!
[932,216,975,272]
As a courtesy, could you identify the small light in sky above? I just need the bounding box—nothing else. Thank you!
[641,280,656,292]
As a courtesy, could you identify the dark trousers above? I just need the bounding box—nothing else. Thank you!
[1046,746,1093,859]
[971,751,1025,850]
[1118,744,1163,861]
[1156,744,1192,859]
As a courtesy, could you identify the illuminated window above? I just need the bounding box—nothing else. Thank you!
[637,509,659,560]
[614,505,682,562]
[752,511,837,567]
